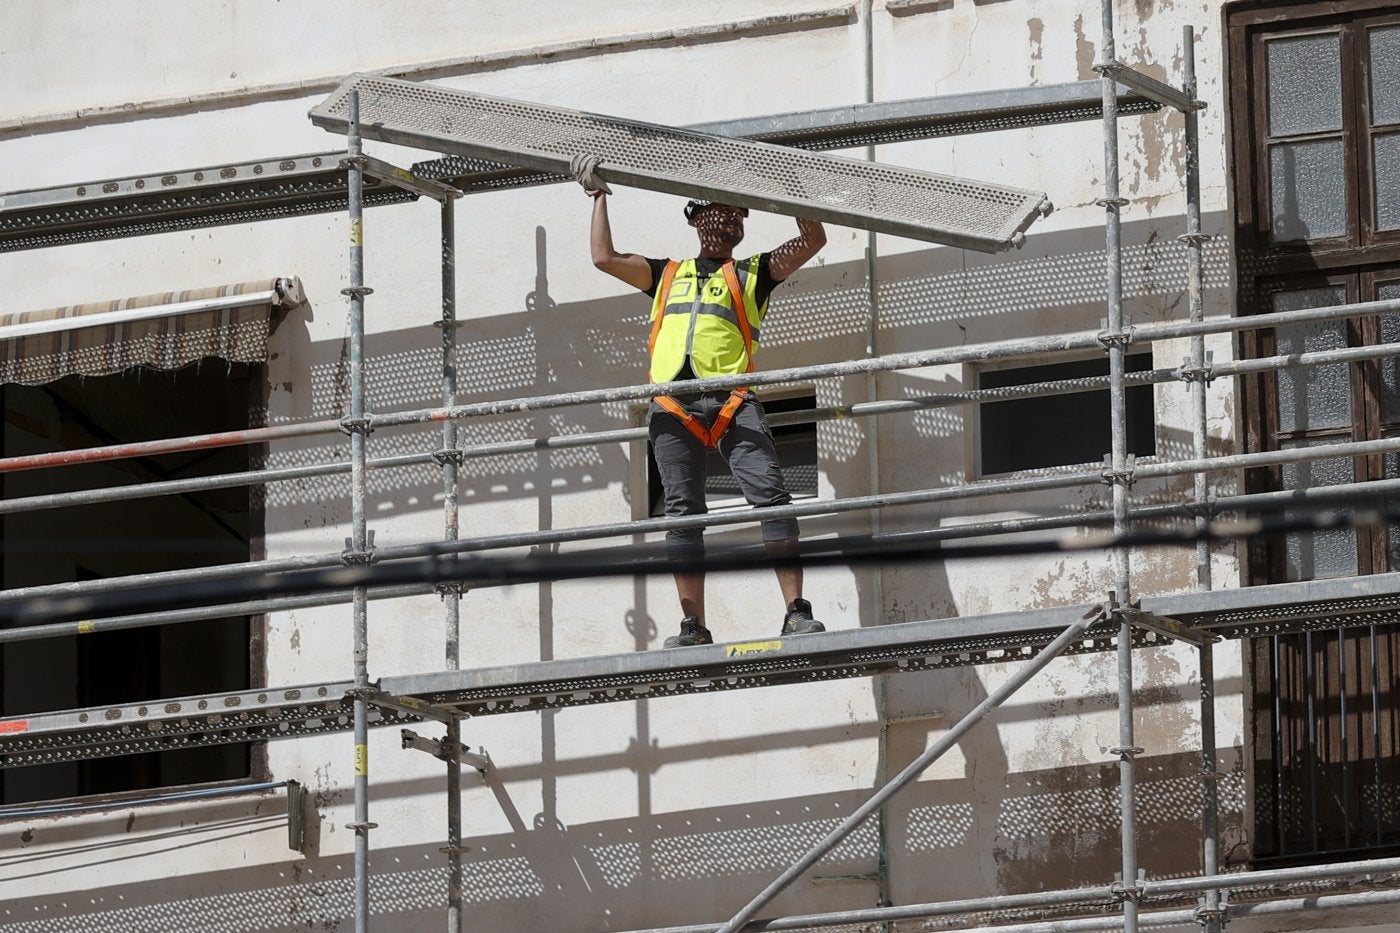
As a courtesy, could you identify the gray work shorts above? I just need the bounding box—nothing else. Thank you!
[648,393,798,559]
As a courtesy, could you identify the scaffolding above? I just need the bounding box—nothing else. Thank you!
[4,6,1400,933]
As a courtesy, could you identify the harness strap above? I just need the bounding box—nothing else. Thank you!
[655,388,750,450]
[647,260,680,358]
[652,258,757,449]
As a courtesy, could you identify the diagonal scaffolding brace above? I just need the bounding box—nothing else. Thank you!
[713,605,1107,933]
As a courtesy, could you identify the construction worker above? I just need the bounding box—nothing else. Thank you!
[571,155,828,648]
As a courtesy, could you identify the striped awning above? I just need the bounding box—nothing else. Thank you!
[0,277,304,385]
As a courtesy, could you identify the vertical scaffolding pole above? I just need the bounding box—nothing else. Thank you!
[1181,26,1224,933]
[1182,26,1212,593]
[860,1,893,924]
[438,195,466,933]
[1096,3,1139,931]
[343,89,378,933]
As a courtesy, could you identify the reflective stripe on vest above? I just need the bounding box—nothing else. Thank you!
[650,258,758,449]
[647,256,765,383]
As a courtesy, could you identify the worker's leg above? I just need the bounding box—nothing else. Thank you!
[765,536,803,608]
[649,401,712,639]
[719,396,823,633]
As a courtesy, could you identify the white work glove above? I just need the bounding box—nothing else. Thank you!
[569,153,612,196]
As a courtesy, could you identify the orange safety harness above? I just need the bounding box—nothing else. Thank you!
[647,259,754,449]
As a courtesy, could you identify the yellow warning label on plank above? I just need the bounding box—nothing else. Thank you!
[354,743,368,775]
[726,640,783,658]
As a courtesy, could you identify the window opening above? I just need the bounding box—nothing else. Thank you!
[0,361,262,804]
[976,354,1155,476]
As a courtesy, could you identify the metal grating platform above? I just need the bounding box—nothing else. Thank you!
[0,152,419,253]
[0,605,1113,769]
[412,81,1162,193]
[309,74,1052,252]
[0,83,1140,253]
[9,573,1400,769]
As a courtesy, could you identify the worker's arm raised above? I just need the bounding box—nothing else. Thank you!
[589,192,654,292]
[768,217,827,282]
[571,154,654,292]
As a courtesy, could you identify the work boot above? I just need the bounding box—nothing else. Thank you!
[781,598,826,636]
[663,615,714,648]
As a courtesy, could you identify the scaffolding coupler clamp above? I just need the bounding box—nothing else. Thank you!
[342,530,377,564]
[1110,871,1147,905]
[339,415,374,436]
[432,447,465,467]
[343,681,383,702]
[1100,453,1136,487]
[1194,891,1230,927]
[1095,318,1135,350]
[1118,603,1214,647]
[1177,231,1214,246]
[1175,353,1216,384]
[401,728,491,772]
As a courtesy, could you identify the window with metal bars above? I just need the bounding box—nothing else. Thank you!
[1229,0,1400,864]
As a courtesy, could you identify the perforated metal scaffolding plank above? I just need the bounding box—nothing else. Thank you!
[9,573,1400,769]
[413,80,1162,192]
[0,82,1139,252]
[309,74,1052,252]
[0,152,421,253]
[0,604,1116,769]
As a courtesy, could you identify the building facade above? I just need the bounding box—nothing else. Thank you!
[1,1,1398,931]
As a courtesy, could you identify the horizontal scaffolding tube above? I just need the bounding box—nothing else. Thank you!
[0,780,293,821]
[3,296,1396,477]
[0,584,436,645]
[7,477,1398,643]
[970,888,1400,933]
[8,434,1400,611]
[629,854,1400,933]
[6,337,1399,519]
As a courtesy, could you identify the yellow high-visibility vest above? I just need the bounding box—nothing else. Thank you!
[647,256,767,383]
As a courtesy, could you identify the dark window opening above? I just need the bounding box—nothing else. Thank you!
[647,392,817,516]
[1,361,262,804]
[976,355,1155,476]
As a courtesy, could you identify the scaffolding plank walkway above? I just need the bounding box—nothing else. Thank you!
[1,82,1141,253]
[6,573,1400,770]
[308,74,1051,252]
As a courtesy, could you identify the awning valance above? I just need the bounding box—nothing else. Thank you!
[0,277,304,385]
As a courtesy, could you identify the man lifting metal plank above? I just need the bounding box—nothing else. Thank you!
[309,73,1052,253]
